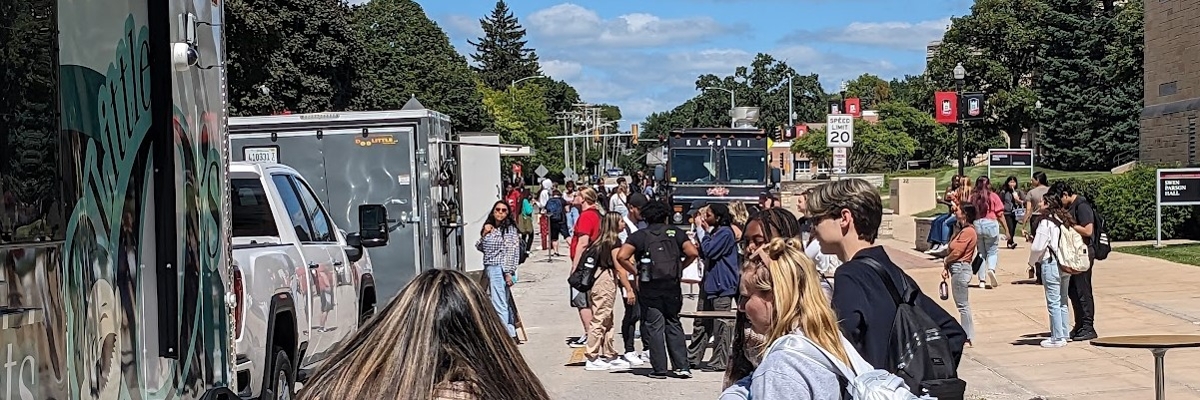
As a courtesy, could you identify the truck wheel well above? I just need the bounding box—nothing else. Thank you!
[271,312,298,370]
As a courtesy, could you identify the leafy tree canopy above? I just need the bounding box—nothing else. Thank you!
[791,119,918,173]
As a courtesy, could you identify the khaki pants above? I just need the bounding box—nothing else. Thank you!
[585,268,619,359]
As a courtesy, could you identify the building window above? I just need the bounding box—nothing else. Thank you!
[1,0,64,245]
[1160,81,1178,97]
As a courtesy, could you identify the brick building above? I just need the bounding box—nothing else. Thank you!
[1140,0,1200,164]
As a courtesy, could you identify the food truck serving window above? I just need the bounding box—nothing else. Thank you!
[0,0,65,245]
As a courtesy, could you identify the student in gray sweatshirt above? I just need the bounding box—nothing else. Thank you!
[720,237,865,400]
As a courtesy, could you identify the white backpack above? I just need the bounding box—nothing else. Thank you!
[1052,219,1091,273]
[766,334,929,400]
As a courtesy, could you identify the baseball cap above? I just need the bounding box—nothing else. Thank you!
[627,192,649,209]
[687,200,708,217]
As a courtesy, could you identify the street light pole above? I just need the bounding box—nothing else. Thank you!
[510,75,548,104]
[703,86,736,128]
[788,74,795,127]
[953,62,967,177]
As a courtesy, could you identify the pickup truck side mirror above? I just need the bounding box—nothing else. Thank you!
[357,204,390,248]
[770,167,782,184]
[654,165,665,181]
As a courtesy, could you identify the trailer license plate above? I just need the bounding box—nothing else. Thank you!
[244,147,278,164]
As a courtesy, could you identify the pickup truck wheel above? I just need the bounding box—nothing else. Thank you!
[264,348,294,400]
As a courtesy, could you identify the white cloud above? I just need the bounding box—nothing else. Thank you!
[541,59,583,80]
[782,18,951,51]
[526,3,742,48]
[441,14,483,39]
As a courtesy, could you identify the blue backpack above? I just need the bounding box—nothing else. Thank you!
[546,197,566,221]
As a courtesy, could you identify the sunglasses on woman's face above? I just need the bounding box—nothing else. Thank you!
[494,208,509,213]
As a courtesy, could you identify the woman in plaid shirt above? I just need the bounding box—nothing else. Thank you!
[477,200,522,339]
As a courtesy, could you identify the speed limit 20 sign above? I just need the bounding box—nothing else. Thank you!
[826,114,854,148]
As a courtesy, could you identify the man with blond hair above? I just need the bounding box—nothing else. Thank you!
[567,187,605,349]
[805,178,966,397]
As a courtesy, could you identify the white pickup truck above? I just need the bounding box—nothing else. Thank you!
[227,161,390,399]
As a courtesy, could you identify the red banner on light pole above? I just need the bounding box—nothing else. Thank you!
[935,91,959,124]
[845,98,861,118]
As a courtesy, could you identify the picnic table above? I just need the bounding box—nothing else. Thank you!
[1091,334,1200,400]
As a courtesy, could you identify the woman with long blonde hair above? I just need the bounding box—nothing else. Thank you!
[720,238,869,400]
[298,269,551,400]
[583,211,636,370]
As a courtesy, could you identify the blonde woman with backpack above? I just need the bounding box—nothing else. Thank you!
[720,238,919,400]
[1028,191,1079,348]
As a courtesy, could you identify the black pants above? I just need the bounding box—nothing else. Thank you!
[621,287,649,353]
[686,294,734,369]
[640,288,689,373]
[1068,265,1096,334]
[1004,212,1018,247]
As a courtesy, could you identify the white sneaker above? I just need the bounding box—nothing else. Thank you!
[624,352,645,366]
[987,270,1000,287]
[608,357,631,369]
[1039,339,1067,348]
[641,351,651,363]
[568,336,587,348]
[923,244,942,254]
[585,359,612,371]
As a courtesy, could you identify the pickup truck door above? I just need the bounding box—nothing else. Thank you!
[288,175,356,347]
[270,174,342,367]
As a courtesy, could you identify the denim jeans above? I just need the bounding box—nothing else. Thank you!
[974,218,1001,282]
[949,262,975,341]
[567,208,581,237]
[928,213,957,245]
[1041,258,1072,341]
[486,264,516,337]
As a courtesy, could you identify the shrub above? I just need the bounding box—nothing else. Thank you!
[1092,167,1193,241]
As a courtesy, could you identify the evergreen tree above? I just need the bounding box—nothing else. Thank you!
[350,0,490,131]
[1036,0,1107,170]
[469,0,542,91]
[1094,0,1143,166]
[226,0,358,116]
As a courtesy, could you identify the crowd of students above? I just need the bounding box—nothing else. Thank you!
[289,173,1102,400]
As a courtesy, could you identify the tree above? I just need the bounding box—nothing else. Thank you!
[350,0,490,131]
[928,0,1045,149]
[791,120,918,172]
[226,0,358,116]
[1035,0,1108,170]
[876,102,953,166]
[888,74,937,113]
[542,79,581,117]
[1094,0,1143,167]
[469,0,541,91]
[844,74,892,108]
[479,83,561,172]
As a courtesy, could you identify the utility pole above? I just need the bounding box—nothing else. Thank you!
[788,74,795,127]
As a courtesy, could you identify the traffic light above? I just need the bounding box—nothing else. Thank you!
[631,123,639,144]
[774,126,784,142]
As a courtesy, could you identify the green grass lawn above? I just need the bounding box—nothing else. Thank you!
[884,165,1113,192]
[1116,244,1200,267]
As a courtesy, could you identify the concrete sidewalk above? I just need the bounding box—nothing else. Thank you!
[511,254,729,399]
[888,215,1200,400]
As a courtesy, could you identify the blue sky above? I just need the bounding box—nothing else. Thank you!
[413,0,974,124]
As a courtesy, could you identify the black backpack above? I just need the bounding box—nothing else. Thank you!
[861,258,967,399]
[637,226,684,283]
[568,244,603,292]
[1088,199,1111,260]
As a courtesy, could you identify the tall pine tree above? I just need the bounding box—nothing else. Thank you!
[469,1,542,91]
[1035,0,1108,170]
[1095,0,1143,166]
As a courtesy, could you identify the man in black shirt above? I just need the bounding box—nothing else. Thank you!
[1051,182,1098,341]
[805,179,966,370]
[617,201,700,379]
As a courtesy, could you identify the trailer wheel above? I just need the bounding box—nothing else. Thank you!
[264,348,294,400]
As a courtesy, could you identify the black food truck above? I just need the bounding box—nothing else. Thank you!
[655,128,780,226]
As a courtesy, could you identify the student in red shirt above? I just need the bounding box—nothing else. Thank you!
[566,187,603,348]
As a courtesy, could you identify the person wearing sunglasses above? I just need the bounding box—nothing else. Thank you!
[477,200,522,340]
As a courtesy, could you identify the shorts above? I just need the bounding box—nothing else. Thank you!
[549,220,567,241]
[570,287,589,308]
